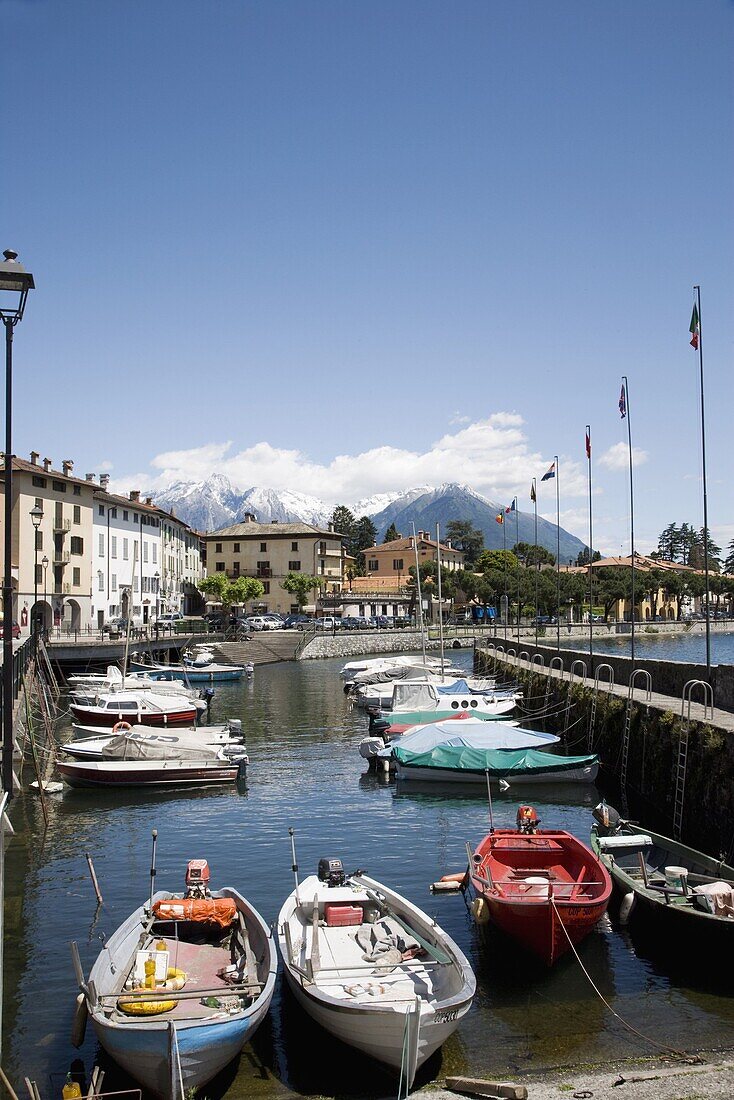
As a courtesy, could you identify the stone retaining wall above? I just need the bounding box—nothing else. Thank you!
[300,631,469,660]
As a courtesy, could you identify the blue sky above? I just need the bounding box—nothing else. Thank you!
[4,0,733,554]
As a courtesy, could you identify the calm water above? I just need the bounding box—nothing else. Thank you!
[5,650,734,1098]
[562,628,734,664]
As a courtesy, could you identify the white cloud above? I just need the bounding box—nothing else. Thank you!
[598,442,648,471]
[114,414,594,508]
[449,412,471,426]
[97,459,114,472]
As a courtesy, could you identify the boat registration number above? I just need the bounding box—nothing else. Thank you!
[434,1009,460,1024]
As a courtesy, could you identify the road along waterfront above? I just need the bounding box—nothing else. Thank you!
[4,651,734,1098]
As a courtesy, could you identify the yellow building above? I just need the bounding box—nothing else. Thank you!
[361,531,464,586]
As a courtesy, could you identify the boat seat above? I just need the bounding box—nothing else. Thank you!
[597,834,653,852]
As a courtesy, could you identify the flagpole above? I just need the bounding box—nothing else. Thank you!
[515,500,520,643]
[532,479,538,648]
[436,522,445,680]
[555,455,560,652]
[694,285,711,682]
[622,376,635,664]
[586,424,593,662]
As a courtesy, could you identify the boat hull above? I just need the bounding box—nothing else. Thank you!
[57,759,241,788]
[129,661,244,683]
[69,704,199,727]
[396,761,598,785]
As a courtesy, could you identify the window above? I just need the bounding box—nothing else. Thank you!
[319,541,326,555]
[98,533,105,556]
[70,536,84,555]
[233,542,240,553]
[152,545,157,564]
[215,561,225,571]
[123,538,129,560]
[111,536,117,559]
[98,504,104,516]
[289,560,301,571]
[72,567,80,586]
[368,559,379,572]
[32,475,46,489]
[143,542,149,563]
[35,530,43,551]
[133,576,139,592]
[35,563,43,585]
[291,541,299,551]
[262,581,270,594]
[98,571,104,592]
[233,561,240,576]
[392,558,404,570]
[260,542,267,552]
[73,485,81,496]
[320,559,326,574]
[73,505,81,524]
[52,479,66,492]
[257,560,270,577]
[111,574,117,592]
[215,542,222,553]
[123,510,128,521]
[111,507,117,518]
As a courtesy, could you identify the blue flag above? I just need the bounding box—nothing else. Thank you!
[541,462,555,482]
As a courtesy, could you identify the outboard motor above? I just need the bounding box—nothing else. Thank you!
[317,858,346,888]
[200,687,215,709]
[184,859,211,898]
[369,715,391,736]
[592,801,621,836]
[227,718,243,739]
[516,805,540,834]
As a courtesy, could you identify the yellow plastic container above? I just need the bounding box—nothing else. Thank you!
[144,954,156,989]
[62,1076,82,1100]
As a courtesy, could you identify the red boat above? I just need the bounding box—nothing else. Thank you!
[69,689,202,729]
[469,806,612,966]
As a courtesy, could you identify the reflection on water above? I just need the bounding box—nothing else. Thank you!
[5,651,734,1098]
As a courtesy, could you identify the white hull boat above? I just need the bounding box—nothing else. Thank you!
[62,721,247,762]
[277,863,475,1089]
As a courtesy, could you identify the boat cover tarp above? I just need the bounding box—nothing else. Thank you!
[379,720,558,758]
[353,664,451,685]
[435,678,514,697]
[102,732,221,761]
[391,682,440,710]
[392,744,598,777]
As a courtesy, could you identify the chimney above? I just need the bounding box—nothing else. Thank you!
[445,539,452,549]
[130,490,140,502]
[43,457,52,472]
[244,512,256,523]
[145,496,152,505]
[328,521,334,532]
[100,473,110,490]
[62,459,74,476]
[86,473,95,482]
[30,451,39,465]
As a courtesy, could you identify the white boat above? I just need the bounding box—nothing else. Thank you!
[340,655,446,679]
[69,666,205,706]
[76,859,277,1098]
[359,716,557,768]
[57,732,247,788]
[356,676,519,712]
[69,689,207,729]
[61,720,247,761]
[374,680,521,719]
[277,859,475,1089]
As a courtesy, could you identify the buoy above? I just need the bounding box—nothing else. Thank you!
[70,993,88,1048]
[471,897,491,925]
[619,891,636,924]
[112,721,132,734]
[117,997,176,1016]
[440,870,469,885]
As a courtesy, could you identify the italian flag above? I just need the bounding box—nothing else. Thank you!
[689,303,699,350]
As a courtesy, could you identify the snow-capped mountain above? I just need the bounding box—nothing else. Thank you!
[144,476,587,560]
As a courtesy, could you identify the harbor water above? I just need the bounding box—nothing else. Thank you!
[5,649,734,1098]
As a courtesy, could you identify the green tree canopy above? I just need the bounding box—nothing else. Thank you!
[198,573,265,609]
[281,571,321,610]
[383,522,400,542]
[513,541,556,567]
[445,520,484,566]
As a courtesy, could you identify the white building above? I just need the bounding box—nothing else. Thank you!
[92,482,163,627]
[158,508,204,616]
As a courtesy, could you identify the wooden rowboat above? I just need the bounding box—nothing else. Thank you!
[470,807,612,966]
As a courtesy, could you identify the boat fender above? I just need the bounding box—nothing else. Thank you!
[618,891,636,925]
[440,870,469,887]
[112,721,132,734]
[471,897,491,925]
[70,992,88,1048]
[117,997,177,1016]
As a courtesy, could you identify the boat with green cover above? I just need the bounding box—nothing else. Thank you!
[393,744,598,785]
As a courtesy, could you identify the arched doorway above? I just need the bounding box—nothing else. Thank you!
[64,599,82,631]
[121,589,131,619]
[31,600,53,633]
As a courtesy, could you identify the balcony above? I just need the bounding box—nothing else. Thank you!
[53,551,70,565]
[53,517,71,533]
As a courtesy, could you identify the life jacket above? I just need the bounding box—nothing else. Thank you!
[152,898,237,927]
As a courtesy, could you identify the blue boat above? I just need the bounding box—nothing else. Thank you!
[129,660,246,683]
[77,860,276,1099]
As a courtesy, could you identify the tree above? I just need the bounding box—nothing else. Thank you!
[476,549,518,573]
[329,506,376,574]
[330,505,356,540]
[198,573,264,610]
[281,571,321,611]
[513,541,556,567]
[594,566,633,620]
[575,547,601,566]
[725,539,734,575]
[445,520,484,566]
[354,516,378,559]
[383,523,400,543]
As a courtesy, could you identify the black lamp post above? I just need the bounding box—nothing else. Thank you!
[42,555,49,621]
[0,249,34,798]
[30,504,43,635]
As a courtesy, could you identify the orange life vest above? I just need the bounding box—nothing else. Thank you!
[152,898,237,927]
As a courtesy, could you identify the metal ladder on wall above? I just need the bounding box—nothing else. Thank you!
[620,670,652,816]
[673,679,714,841]
[587,664,614,752]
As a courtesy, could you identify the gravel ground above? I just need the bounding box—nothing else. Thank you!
[416,1050,734,1100]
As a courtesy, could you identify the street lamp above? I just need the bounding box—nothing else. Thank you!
[41,555,49,620]
[1,249,35,798]
[30,504,43,635]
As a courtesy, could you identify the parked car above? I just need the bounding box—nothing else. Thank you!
[246,615,276,631]
[340,616,361,630]
[262,614,284,629]
[0,618,22,639]
[156,612,183,624]
[532,615,558,626]
[102,616,142,635]
[314,616,341,630]
[283,614,311,629]
[373,615,393,629]
[393,615,413,628]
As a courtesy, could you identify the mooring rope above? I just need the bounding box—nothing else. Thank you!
[549,895,700,1063]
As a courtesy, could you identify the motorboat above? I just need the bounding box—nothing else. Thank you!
[591,802,734,951]
[69,689,206,728]
[469,806,612,965]
[277,855,475,1089]
[129,656,246,683]
[68,666,207,706]
[374,680,520,720]
[340,655,447,679]
[356,678,520,713]
[57,731,247,789]
[75,857,276,1098]
[359,716,557,770]
[61,719,247,762]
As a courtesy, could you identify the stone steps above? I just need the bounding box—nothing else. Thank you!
[213,632,303,666]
